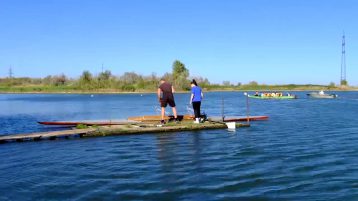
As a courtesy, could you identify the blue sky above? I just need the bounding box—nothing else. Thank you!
[0,0,357,85]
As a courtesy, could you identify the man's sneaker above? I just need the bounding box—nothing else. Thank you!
[160,120,166,124]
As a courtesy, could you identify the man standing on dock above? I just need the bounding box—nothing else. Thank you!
[158,78,178,124]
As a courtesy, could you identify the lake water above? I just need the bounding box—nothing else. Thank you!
[0,92,357,201]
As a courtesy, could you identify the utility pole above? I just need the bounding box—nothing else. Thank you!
[340,32,347,85]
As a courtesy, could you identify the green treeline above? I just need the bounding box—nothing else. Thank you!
[0,60,198,92]
[0,60,348,93]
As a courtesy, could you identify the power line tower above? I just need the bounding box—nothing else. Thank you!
[340,32,347,86]
[9,66,13,79]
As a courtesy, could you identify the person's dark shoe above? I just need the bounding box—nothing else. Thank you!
[160,120,166,124]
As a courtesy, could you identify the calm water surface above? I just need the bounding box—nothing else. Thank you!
[0,92,357,200]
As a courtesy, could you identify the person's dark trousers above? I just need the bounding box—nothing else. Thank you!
[192,101,201,118]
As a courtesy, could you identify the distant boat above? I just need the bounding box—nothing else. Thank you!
[307,91,337,99]
[248,92,297,99]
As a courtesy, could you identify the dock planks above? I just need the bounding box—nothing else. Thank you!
[0,122,249,144]
[0,128,96,142]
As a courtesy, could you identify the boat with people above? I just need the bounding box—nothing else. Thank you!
[307,91,338,99]
[247,92,297,99]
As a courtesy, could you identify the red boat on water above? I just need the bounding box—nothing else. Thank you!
[38,115,268,126]
[38,120,137,126]
[208,116,269,122]
[38,115,193,126]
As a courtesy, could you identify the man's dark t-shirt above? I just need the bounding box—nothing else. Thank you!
[159,82,176,107]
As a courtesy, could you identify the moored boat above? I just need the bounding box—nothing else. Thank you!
[307,91,337,99]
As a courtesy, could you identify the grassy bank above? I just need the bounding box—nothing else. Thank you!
[2,66,355,93]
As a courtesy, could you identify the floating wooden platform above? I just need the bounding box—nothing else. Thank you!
[0,122,250,144]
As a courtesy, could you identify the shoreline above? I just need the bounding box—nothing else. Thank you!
[1,88,357,95]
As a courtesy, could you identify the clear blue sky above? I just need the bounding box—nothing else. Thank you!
[0,0,357,85]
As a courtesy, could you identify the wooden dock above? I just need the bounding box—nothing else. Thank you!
[0,128,97,143]
[0,122,250,144]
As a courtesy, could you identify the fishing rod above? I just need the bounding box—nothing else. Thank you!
[221,97,225,122]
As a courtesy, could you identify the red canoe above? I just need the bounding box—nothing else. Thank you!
[38,120,138,126]
[127,115,194,122]
[38,115,268,126]
[208,116,269,122]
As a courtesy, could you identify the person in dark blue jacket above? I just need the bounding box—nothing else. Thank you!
[190,79,204,123]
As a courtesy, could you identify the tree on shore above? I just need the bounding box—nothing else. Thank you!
[120,72,142,85]
[222,81,231,86]
[191,76,210,87]
[340,80,348,86]
[97,70,113,88]
[172,60,189,90]
[162,72,173,84]
[79,70,93,89]
[328,82,335,88]
[55,74,67,86]
[248,81,258,86]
